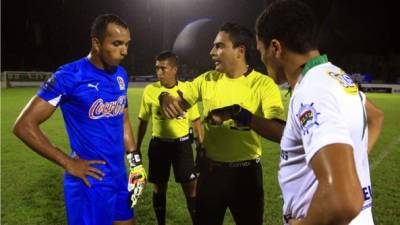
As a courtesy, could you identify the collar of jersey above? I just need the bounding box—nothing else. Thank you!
[223,67,253,80]
[85,57,118,76]
[301,54,328,76]
[161,81,179,89]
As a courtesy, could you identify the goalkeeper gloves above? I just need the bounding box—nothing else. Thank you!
[206,104,253,127]
[126,152,147,208]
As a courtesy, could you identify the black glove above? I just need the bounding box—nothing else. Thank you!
[206,104,253,127]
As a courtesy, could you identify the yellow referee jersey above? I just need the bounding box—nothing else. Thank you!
[138,81,200,139]
[184,69,285,162]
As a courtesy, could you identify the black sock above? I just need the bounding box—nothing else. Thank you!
[186,196,197,225]
[153,192,166,225]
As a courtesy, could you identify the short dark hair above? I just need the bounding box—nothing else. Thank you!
[156,51,179,68]
[255,0,318,54]
[90,14,128,41]
[219,22,254,63]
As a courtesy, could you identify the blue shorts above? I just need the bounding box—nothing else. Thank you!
[64,172,134,225]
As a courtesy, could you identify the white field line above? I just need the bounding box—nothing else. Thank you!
[370,136,400,171]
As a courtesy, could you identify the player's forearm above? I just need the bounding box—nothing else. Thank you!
[299,184,362,225]
[13,121,71,169]
[124,122,136,154]
[192,119,204,144]
[135,119,148,152]
[250,116,285,143]
[365,99,384,153]
[123,108,139,154]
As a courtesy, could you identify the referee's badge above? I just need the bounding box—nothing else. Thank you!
[296,102,320,134]
[117,76,125,90]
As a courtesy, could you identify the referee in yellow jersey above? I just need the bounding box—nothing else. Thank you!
[136,51,203,225]
[159,23,285,225]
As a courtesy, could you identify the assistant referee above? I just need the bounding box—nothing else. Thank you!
[135,51,203,225]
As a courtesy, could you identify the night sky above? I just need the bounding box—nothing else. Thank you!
[2,0,400,79]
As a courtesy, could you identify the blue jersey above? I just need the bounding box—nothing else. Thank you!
[38,57,129,180]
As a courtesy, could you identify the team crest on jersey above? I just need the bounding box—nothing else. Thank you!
[326,71,358,95]
[117,76,125,90]
[296,102,320,134]
[88,96,126,119]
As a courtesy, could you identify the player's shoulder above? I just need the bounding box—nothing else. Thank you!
[302,62,358,95]
[52,57,88,84]
[57,57,86,74]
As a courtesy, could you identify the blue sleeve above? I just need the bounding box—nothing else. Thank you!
[122,67,129,108]
[37,68,75,106]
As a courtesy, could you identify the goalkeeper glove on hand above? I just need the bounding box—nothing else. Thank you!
[126,152,147,208]
[205,104,253,127]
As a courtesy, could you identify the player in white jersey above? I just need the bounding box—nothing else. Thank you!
[255,1,384,224]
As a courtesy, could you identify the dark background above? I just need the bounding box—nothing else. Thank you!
[2,0,400,82]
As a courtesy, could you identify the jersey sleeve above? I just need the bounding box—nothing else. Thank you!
[182,74,204,106]
[261,78,285,120]
[138,86,151,121]
[37,69,75,107]
[188,103,201,121]
[292,85,354,163]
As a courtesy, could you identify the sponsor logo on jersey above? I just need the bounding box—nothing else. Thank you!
[296,102,320,134]
[117,76,125,90]
[327,71,358,95]
[88,96,126,119]
[362,185,373,210]
[87,82,99,91]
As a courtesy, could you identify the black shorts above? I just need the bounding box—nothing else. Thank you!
[196,158,264,225]
[147,136,197,184]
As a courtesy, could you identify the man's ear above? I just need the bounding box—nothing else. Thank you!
[91,37,101,52]
[172,66,178,74]
[237,45,246,59]
[270,39,283,58]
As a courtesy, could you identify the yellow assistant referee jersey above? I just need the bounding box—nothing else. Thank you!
[138,81,200,139]
[184,69,285,162]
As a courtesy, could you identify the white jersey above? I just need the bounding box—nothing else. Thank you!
[279,55,374,224]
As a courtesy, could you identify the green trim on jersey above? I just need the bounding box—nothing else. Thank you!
[302,54,328,76]
[183,70,285,162]
[138,81,200,139]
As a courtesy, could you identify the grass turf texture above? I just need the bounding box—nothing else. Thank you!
[1,88,399,225]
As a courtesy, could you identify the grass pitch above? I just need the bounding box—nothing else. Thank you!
[1,88,399,225]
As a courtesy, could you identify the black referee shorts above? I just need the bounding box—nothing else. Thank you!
[196,158,264,225]
[147,136,197,184]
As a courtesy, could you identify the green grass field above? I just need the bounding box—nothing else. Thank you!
[1,88,400,225]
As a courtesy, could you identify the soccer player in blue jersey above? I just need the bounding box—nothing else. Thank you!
[13,14,146,225]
